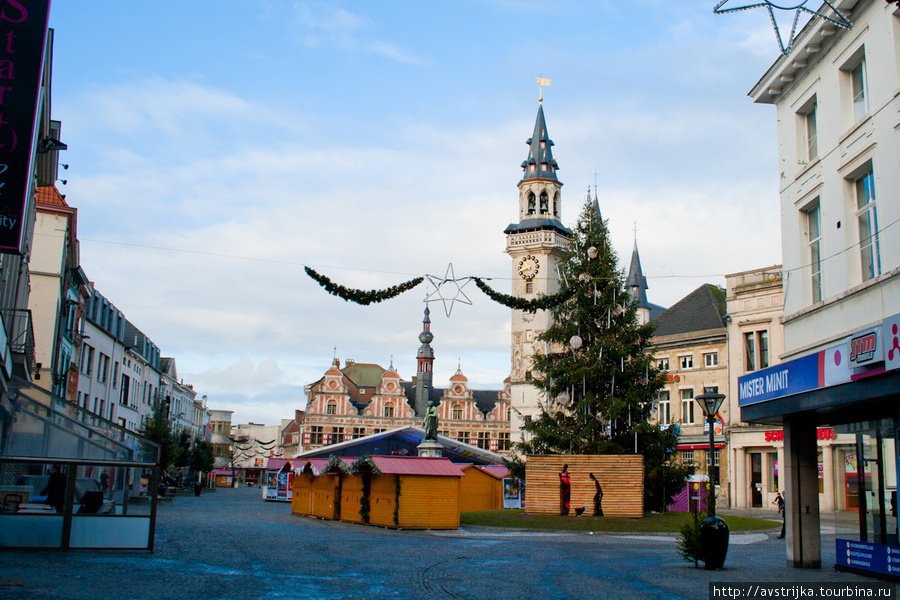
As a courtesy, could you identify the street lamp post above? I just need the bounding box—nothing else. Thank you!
[694,388,728,569]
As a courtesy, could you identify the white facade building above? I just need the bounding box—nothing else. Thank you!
[747,0,900,569]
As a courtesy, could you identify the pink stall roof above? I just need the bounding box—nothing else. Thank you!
[366,456,463,477]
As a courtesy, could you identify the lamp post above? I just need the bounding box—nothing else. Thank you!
[694,388,728,569]
[695,389,725,516]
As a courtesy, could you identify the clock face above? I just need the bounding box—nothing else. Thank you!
[518,255,539,280]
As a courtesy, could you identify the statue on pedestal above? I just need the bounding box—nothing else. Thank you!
[423,399,438,441]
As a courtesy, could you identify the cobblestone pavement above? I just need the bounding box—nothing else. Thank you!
[0,487,890,600]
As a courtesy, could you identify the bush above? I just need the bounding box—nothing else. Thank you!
[676,509,703,567]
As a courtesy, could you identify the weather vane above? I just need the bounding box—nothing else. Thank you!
[536,77,551,103]
[714,1,852,56]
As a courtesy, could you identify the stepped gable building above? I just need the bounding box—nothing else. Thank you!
[303,307,512,454]
[649,283,729,506]
[505,101,571,442]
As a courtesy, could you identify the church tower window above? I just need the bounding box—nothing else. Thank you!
[540,191,549,214]
[527,192,536,215]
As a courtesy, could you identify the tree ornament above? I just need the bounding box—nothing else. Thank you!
[587,246,598,259]
[570,335,583,350]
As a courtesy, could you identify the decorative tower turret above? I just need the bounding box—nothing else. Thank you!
[625,237,652,325]
[504,101,571,442]
[413,306,434,417]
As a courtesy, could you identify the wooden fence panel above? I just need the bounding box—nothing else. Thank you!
[525,455,644,518]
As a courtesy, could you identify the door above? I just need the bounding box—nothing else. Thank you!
[750,452,763,507]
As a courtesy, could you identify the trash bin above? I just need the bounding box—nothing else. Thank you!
[699,516,730,570]
[194,481,202,497]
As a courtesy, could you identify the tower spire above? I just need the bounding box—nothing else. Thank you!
[520,103,559,183]
[414,306,435,417]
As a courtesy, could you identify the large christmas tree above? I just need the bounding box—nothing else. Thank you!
[512,197,690,511]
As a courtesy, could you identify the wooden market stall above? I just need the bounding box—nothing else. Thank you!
[291,455,463,530]
[458,464,507,512]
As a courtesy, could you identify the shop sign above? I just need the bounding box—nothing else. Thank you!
[738,352,819,406]
[886,314,900,372]
[848,327,882,367]
[763,427,835,442]
[0,0,52,254]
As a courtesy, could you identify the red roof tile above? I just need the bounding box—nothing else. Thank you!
[36,186,67,207]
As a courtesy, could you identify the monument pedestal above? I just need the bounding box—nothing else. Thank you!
[417,441,442,458]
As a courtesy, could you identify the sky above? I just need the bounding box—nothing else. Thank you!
[45,0,792,426]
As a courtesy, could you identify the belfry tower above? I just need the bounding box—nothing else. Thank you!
[504,102,571,442]
[413,306,435,417]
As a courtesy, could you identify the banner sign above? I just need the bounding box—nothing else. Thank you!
[0,0,52,254]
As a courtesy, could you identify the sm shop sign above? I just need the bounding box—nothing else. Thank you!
[738,353,820,407]
[0,1,51,254]
[764,428,836,442]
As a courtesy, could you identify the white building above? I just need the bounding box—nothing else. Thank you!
[747,0,900,570]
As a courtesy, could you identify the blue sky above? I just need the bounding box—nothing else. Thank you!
[47,1,786,426]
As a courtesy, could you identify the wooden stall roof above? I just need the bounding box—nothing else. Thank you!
[265,458,306,471]
[361,456,464,477]
[478,465,510,479]
[458,464,506,480]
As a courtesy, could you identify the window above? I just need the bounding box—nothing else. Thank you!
[97,353,109,383]
[682,450,695,465]
[457,431,470,444]
[539,191,549,214]
[657,391,671,425]
[806,203,823,303]
[330,427,344,444]
[704,353,718,367]
[851,58,868,121]
[384,405,394,418]
[477,431,490,449]
[498,432,511,451]
[657,358,669,371]
[326,402,337,415]
[680,389,695,424]
[80,345,94,375]
[804,105,818,160]
[309,426,323,445]
[525,281,533,294]
[679,355,693,370]
[744,332,756,372]
[855,168,881,281]
[707,449,720,467]
[452,408,463,420]
[759,332,769,369]
[352,427,365,439]
[527,192,536,215]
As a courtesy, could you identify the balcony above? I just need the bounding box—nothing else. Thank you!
[0,309,35,380]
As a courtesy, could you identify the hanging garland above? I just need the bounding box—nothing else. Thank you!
[305,266,423,305]
[473,277,576,313]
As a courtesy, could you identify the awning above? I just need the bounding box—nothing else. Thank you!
[678,443,724,451]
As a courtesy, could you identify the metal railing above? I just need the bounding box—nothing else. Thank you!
[0,308,35,377]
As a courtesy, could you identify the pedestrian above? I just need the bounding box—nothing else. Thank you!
[99,471,109,499]
[773,492,785,538]
[41,465,66,513]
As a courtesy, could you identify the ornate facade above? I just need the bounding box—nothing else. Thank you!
[302,308,512,455]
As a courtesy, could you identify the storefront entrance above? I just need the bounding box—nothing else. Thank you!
[750,452,763,507]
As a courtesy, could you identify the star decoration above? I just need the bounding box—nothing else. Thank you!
[714,1,852,56]
[425,263,473,317]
